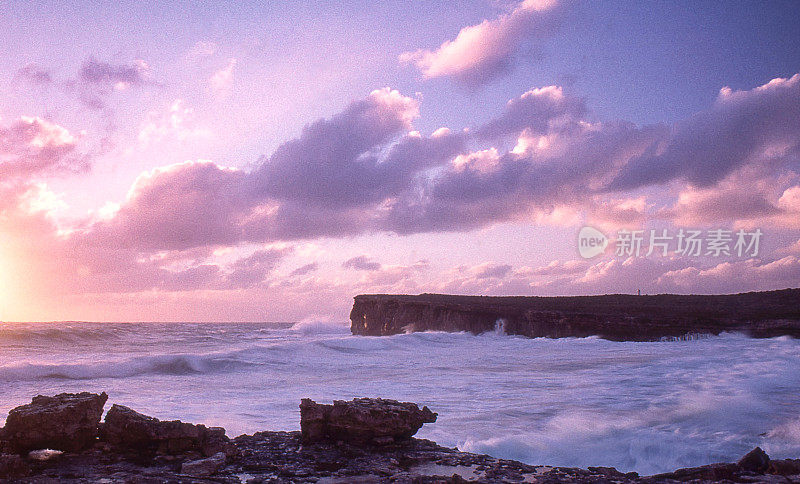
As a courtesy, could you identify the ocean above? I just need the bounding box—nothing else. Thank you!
[1,321,799,476]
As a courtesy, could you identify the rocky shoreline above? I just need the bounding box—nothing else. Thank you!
[350,289,800,341]
[2,392,800,483]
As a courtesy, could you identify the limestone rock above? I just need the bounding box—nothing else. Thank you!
[350,289,800,341]
[102,404,234,457]
[738,446,770,472]
[3,392,107,453]
[300,398,437,445]
[180,451,226,477]
[0,453,28,479]
[768,458,800,476]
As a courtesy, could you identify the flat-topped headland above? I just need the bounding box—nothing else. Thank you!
[350,288,800,341]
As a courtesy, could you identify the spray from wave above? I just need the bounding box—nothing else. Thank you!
[0,322,798,474]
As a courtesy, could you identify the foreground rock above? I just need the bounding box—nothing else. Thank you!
[300,398,437,445]
[2,392,800,482]
[2,392,107,453]
[351,289,800,341]
[102,404,234,457]
[6,430,800,483]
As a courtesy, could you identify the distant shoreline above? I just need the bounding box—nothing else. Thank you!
[350,288,800,341]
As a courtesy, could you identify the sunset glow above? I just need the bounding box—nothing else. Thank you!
[1,0,799,322]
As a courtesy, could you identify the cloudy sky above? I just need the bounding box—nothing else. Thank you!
[1,0,799,322]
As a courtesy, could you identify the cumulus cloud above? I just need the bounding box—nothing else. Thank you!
[658,256,800,293]
[428,254,800,298]
[0,116,86,180]
[88,160,247,251]
[611,74,800,190]
[399,0,563,86]
[71,74,800,257]
[138,99,211,147]
[475,85,586,139]
[5,73,800,300]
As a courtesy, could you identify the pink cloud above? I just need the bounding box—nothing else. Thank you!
[209,58,236,96]
[2,72,799,315]
[69,75,800,255]
[0,116,86,180]
[400,0,563,86]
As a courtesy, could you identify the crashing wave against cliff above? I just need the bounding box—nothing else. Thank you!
[350,289,800,341]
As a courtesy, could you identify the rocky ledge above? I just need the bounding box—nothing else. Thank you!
[2,392,800,483]
[350,289,800,341]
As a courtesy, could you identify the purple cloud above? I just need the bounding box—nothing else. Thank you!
[610,74,800,190]
[290,263,318,277]
[79,58,149,86]
[342,256,382,271]
[0,116,87,180]
[15,64,53,85]
[71,75,800,260]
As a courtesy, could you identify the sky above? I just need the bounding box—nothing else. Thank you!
[0,0,799,322]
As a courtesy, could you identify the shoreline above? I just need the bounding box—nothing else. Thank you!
[1,392,799,483]
[350,289,800,341]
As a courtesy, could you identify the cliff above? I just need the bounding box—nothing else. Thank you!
[349,288,800,341]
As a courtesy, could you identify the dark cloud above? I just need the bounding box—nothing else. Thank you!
[79,58,148,86]
[15,64,53,85]
[290,263,318,276]
[474,263,513,279]
[225,249,288,289]
[64,58,153,111]
[342,256,382,271]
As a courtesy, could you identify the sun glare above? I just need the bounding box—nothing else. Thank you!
[0,250,14,321]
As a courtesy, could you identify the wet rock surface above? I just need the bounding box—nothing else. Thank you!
[300,398,437,445]
[1,392,799,483]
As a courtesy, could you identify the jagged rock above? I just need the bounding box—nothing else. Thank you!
[3,392,108,453]
[0,453,28,479]
[102,404,234,457]
[651,463,741,482]
[300,397,437,445]
[180,451,226,477]
[0,437,12,454]
[768,458,800,475]
[738,446,770,472]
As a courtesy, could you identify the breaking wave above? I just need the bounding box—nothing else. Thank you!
[1,322,799,474]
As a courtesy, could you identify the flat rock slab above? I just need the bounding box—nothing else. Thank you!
[300,398,437,445]
[102,404,233,457]
[3,392,108,453]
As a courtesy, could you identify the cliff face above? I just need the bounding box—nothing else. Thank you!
[349,289,800,341]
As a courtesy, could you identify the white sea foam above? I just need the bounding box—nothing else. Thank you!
[0,322,798,475]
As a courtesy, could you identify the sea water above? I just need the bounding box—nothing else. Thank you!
[1,321,799,476]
